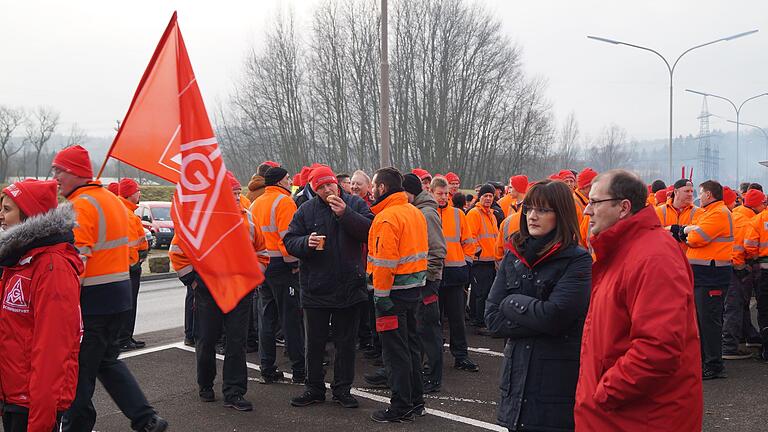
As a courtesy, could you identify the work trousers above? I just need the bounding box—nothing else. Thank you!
[62,312,155,432]
[470,262,496,327]
[439,282,469,361]
[2,408,61,432]
[380,297,424,416]
[723,272,760,352]
[304,305,361,397]
[118,264,143,345]
[694,284,725,372]
[195,278,252,398]
[258,269,305,374]
[184,284,197,341]
[418,280,443,385]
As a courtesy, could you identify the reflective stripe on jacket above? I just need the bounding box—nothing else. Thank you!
[438,205,476,268]
[119,196,148,266]
[731,206,759,267]
[744,208,768,267]
[685,200,733,267]
[367,192,428,297]
[495,211,521,262]
[68,182,131,287]
[466,203,500,262]
[249,186,299,269]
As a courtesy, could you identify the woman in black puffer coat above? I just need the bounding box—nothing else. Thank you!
[485,180,592,432]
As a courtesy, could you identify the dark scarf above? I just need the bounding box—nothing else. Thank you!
[371,186,405,208]
[516,229,557,269]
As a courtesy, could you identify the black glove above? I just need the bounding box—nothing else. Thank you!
[179,270,198,287]
[669,224,683,242]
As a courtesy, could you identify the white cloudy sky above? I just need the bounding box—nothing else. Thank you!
[2,0,767,143]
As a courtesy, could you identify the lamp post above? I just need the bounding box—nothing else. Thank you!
[727,119,768,183]
[379,0,391,168]
[587,30,758,181]
[686,89,768,185]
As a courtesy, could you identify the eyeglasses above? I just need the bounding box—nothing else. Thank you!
[522,205,554,216]
[586,197,624,207]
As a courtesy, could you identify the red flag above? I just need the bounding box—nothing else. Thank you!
[112,12,263,312]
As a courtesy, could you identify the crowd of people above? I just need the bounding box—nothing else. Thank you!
[0,143,767,431]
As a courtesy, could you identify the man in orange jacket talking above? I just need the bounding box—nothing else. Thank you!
[367,167,429,423]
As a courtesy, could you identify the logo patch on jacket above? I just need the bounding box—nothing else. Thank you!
[3,276,30,313]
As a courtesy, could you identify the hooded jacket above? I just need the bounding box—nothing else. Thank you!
[411,191,447,282]
[246,174,266,202]
[284,189,373,309]
[574,206,702,432]
[0,205,83,432]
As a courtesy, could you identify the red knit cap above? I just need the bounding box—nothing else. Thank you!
[2,179,59,218]
[744,189,766,208]
[577,168,598,189]
[52,145,93,178]
[263,160,280,168]
[558,169,576,182]
[411,168,431,181]
[445,172,460,184]
[722,186,737,207]
[119,178,139,198]
[310,166,338,191]
[225,171,241,190]
[549,173,562,181]
[655,189,668,205]
[107,182,119,195]
[509,175,529,194]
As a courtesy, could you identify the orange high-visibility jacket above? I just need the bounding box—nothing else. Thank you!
[579,214,592,251]
[655,201,700,227]
[249,186,298,267]
[466,203,500,263]
[239,194,251,211]
[731,206,760,267]
[169,205,269,278]
[686,201,734,267]
[495,211,521,262]
[437,204,476,268]
[497,194,518,219]
[573,190,587,225]
[744,209,768,267]
[367,192,428,298]
[119,196,148,266]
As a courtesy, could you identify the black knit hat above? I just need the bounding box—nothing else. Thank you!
[673,178,692,189]
[264,167,289,186]
[402,173,423,196]
[478,183,496,198]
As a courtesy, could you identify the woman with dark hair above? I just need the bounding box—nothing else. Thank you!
[0,179,83,432]
[485,179,592,432]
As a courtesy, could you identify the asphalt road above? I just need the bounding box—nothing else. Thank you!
[87,279,768,431]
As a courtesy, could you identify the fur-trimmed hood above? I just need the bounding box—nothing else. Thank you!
[0,203,77,264]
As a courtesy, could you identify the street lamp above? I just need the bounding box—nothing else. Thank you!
[587,30,758,181]
[686,89,768,185]
[727,119,768,182]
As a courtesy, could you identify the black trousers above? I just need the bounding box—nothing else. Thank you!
[694,284,725,372]
[758,269,768,342]
[118,264,142,345]
[439,282,469,361]
[2,409,61,432]
[368,292,381,353]
[304,305,361,396]
[357,299,372,347]
[418,280,443,384]
[379,297,424,415]
[194,278,252,398]
[258,269,305,374]
[184,283,197,341]
[470,262,496,327]
[62,312,155,432]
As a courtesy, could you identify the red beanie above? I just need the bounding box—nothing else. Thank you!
[577,168,598,189]
[107,182,119,195]
[744,189,766,208]
[263,160,280,168]
[295,166,311,187]
[119,178,139,198]
[2,179,59,218]
[549,173,562,181]
[558,169,576,182]
[445,172,460,184]
[509,175,529,194]
[225,171,241,190]
[722,186,737,207]
[411,168,431,181]
[52,145,93,178]
[310,166,338,191]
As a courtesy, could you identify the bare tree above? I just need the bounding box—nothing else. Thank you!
[588,124,632,171]
[0,106,26,182]
[24,106,59,179]
[65,122,88,148]
[556,111,580,170]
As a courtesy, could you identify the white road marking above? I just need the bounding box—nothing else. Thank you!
[126,342,505,431]
[445,343,504,357]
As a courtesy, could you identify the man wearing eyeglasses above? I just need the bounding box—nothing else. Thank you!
[575,169,702,432]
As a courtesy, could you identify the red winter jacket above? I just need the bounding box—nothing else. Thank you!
[0,205,83,432]
[575,206,702,431]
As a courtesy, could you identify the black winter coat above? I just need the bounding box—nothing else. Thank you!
[284,190,373,309]
[485,243,591,432]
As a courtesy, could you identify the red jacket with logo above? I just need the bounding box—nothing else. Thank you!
[575,206,702,431]
[0,205,83,432]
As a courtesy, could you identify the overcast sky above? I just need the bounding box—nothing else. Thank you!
[2,0,767,144]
